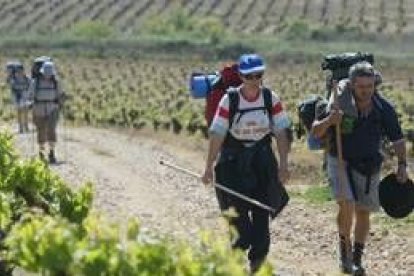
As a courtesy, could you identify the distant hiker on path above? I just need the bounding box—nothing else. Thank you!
[28,61,65,164]
[312,62,408,275]
[202,54,292,274]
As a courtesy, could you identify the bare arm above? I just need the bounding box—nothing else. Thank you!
[27,80,35,104]
[311,116,333,139]
[275,129,289,169]
[393,139,408,183]
[394,139,407,164]
[202,135,225,184]
[311,109,343,139]
[274,129,291,184]
[56,81,66,106]
[206,135,224,169]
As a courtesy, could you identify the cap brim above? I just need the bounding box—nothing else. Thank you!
[239,65,265,75]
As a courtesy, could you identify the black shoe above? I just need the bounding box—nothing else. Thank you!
[249,258,265,275]
[341,262,353,274]
[39,151,46,162]
[338,236,352,274]
[352,243,366,276]
[352,264,366,276]
[48,150,57,164]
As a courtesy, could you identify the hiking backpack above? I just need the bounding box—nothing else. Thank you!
[31,56,52,79]
[33,76,59,103]
[321,52,374,99]
[296,52,375,150]
[189,63,243,126]
[6,61,23,84]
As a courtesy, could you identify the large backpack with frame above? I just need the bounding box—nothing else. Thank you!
[296,52,375,150]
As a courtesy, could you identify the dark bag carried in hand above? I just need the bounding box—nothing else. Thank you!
[379,173,414,219]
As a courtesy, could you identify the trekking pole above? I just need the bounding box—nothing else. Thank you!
[30,105,36,159]
[61,102,68,164]
[23,109,30,159]
[159,160,276,213]
[333,85,347,201]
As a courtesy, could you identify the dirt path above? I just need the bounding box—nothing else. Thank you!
[6,124,413,275]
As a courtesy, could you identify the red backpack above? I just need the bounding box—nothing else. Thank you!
[205,63,242,126]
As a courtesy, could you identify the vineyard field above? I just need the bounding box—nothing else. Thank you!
[1,55,413,142]
[0,0,413,35]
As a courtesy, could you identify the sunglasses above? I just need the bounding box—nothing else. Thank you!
[242,72,264,80]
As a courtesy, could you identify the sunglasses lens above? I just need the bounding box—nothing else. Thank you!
[244,73,263,80]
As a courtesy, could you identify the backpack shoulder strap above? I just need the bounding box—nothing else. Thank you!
[34,78,40,101]
[228,89,239,129]
[228,87,273,128]
[372,92,384,111]
[372,92,387,131]
[262,87,273,122]
[53,77,58,90]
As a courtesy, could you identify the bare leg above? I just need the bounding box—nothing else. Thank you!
[354,206,370,244]
[48,142,57,164]
[337,200,354,243]
[17,109,23,133]
[22,108,29,131]
[38,143,46,161]
[337,200,354,274]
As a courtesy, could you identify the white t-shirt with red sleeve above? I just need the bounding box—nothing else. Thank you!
[209,87,291,144]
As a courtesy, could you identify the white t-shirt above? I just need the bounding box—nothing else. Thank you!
[209,87,290,143]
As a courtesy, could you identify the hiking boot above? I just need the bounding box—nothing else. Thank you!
[48,150,57,164]
[249,258,265,275]
[338,236,352,274]
[352,265,366,276]
[39,151,46,162]
[352,243,366,276]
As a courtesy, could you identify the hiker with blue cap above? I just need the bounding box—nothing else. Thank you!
[312,62,409,275]
[28,61,64,164]
[202,53,292,274]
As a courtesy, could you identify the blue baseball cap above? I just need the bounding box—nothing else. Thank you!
[238,54,266,75]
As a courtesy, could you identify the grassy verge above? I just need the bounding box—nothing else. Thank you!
[290,185,333,205]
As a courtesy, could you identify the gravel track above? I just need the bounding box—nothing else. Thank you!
[8,125,413,276]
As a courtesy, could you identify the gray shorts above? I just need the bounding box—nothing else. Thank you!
[327,154,380,212]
